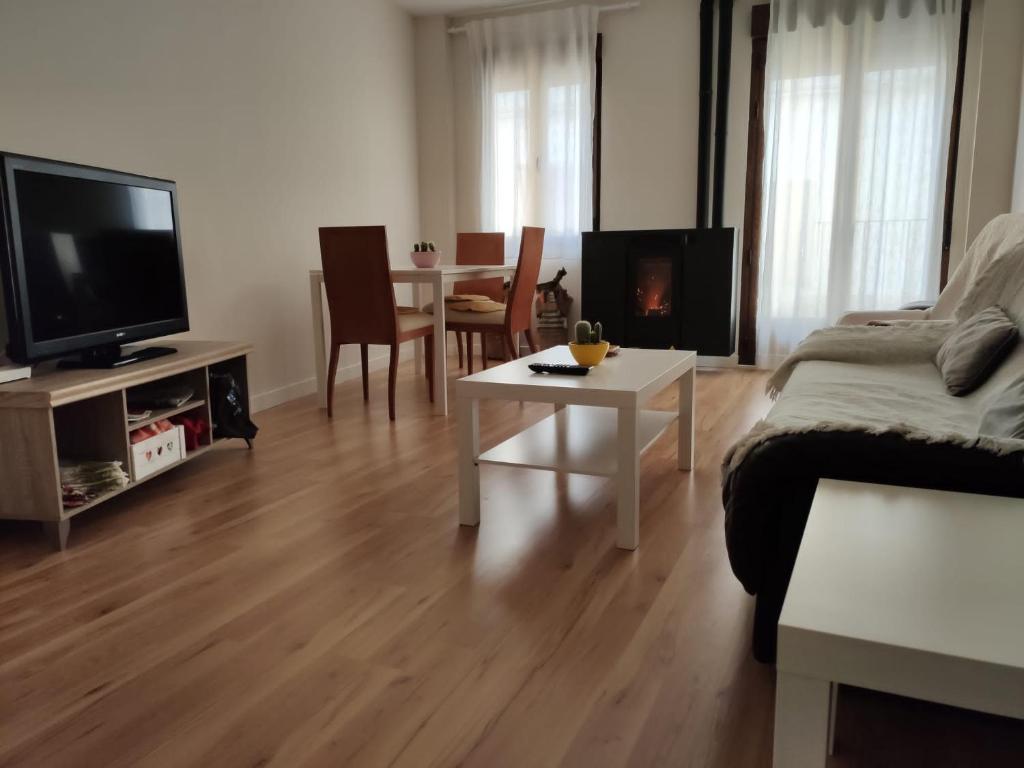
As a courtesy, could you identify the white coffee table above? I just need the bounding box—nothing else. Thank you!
[774,480,1024,767]
[455,345,696,550]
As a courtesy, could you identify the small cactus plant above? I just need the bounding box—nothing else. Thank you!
[574,320,604,344]
[413,242,421,252]
[413,241,438,253]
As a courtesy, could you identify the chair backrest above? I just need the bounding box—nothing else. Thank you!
[454,232,505,301]
[319,226,398,345]
[505,226,545,334]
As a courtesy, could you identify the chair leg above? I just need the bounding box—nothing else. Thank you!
[524,328,539,354]
[504,330,518,360]
[467,333,474,375]
[425,334,435,403]
[481,335,489,370]
[327,345,341,418]
[456,332,464,368]
[360,343,369,401]
[388,342,399,421]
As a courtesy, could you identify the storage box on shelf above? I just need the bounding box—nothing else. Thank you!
[130,425,187,481]
[0,340,253,549]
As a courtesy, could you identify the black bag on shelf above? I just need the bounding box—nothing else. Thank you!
[209,372,258,443]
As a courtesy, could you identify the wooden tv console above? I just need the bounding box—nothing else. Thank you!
[0,340,253,550]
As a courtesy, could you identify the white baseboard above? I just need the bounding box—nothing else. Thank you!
[250,352,393,413]
[696,354,739,369]
[251,378,316,413]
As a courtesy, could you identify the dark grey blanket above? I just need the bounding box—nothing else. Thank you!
[722,429,1024,663]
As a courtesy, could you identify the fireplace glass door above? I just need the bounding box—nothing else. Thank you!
[635,256,673,317]
[626,235,681,349]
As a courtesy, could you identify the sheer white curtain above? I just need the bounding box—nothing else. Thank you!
[757,0,961,365]
[466,6,598,263]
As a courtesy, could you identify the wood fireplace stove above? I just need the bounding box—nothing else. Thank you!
[581,228,737,356]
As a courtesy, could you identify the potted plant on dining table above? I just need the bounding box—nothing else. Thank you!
[411,240,441,268]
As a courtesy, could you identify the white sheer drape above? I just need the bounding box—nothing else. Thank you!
[757,0,960,366]
[466,6,598,263]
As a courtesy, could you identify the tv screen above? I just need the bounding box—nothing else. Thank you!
[0,154,189,363]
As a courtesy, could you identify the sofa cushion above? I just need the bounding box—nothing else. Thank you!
[979,374,1024,439]
[936,306,1019,396]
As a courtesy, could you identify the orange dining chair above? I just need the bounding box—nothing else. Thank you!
[444,227,545,371]
[319,226,434,421]
[424,232,506,370]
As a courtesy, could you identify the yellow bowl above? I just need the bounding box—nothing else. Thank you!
[569,341,610,366]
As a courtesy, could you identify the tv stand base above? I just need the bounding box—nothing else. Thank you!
[57,345,177,369]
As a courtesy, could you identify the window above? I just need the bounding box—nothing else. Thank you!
[467,6,598,263]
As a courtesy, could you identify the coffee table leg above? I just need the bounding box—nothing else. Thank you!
[616,406,640,550]
[773,672,830,768]
[678,367,694,470]
[457,396,480,526]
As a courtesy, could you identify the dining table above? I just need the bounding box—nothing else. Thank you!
[309,264,518,416]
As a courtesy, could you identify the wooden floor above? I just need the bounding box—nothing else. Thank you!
[1,357,1022,767]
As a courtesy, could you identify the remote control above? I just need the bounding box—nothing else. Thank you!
[528,363,590,376]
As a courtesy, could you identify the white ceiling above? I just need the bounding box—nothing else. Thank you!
[395,0,527,16]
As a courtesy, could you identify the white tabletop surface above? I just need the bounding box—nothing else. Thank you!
[455,346,696,408]
[781,480,1024,671]
[309,264,515,278]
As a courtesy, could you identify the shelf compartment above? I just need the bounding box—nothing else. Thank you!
[54,392,131,515]
[128,399,207,432]
[477,405,677,477]
[61,443,218,519]
[126,368,209,417]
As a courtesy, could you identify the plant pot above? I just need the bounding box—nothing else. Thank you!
[411,250,441,268]
[569,341,610,367]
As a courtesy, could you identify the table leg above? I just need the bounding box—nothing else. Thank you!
[616,406,640,550]
[412,283,423,376]
[773,672,831,768]
[310,273,327,409]
[432,275,448,415]
[828,682,838,756]
[678,367,695,470]
[457,396,480,525]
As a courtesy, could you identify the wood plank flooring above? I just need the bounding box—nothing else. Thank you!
[0,357,1021,767]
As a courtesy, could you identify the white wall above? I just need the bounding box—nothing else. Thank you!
[414,15,459,260]
[949,0,1024,273]
[0,0,421,411]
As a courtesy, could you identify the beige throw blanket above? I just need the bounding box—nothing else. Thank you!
[723,240,1024,480]
[764,320,955,398]
[724,359,1024,477]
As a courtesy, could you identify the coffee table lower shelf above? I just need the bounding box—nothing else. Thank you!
[477,405,677,477]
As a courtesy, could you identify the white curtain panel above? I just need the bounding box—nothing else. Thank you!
[466,6,598,263]
[757,0,961,366]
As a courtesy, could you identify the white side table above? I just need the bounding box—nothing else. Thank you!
[774,480,1024,767]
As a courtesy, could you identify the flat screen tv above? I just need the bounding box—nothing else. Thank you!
[0,153,189,367]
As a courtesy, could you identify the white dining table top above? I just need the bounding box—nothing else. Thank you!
[310,264,516,280]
